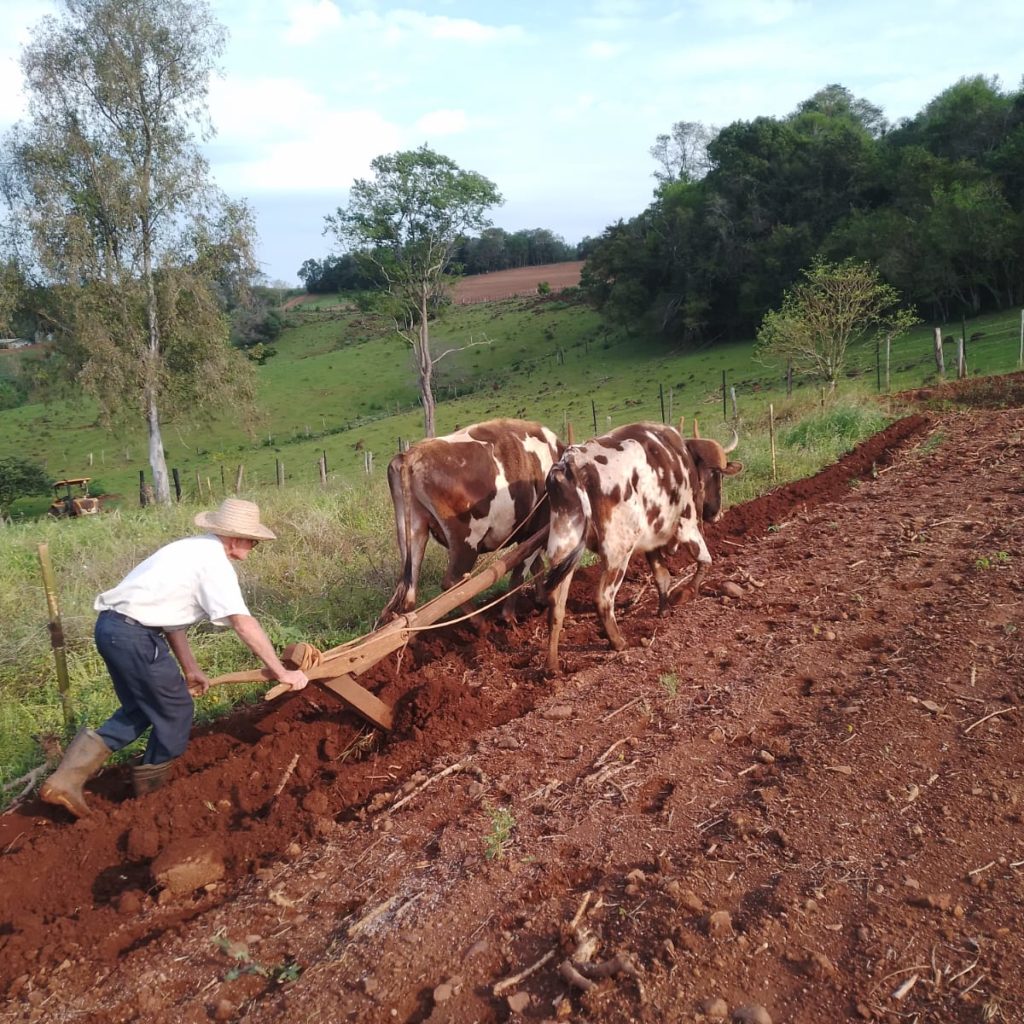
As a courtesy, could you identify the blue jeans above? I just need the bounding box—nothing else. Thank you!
[94,610,194,764]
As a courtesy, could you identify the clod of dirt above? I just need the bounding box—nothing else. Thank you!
[506,991,531,1014]
[125,825,161,861]
[152,838,226,895]
[707,910,733,937]
[733,1005,773,1024]
[701,996,729,1019]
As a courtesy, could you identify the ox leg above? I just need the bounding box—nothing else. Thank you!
[442,543,485,628]
[646,550,674,616]
[501,549,544,622]
[545,571,574,675]
[400,519,431,613]
[668,534,712,606]
[596,563,629,651]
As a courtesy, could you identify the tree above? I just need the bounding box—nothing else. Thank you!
[2,0,257,503]
[0,455,50,515]
[325,145,502,437]
[650,121,716,185]
[755,258,919,392]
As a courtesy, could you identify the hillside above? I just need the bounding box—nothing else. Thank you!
[2,293,1022,519]
[0,374,1021,1022]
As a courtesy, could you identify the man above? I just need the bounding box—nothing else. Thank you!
[40,498,309,818]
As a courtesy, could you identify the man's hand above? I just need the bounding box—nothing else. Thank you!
[186,670,212,697]
[276,668,308,691]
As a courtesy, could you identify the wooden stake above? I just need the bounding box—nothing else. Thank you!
[769,402,777,482]
[37,543,74,729]
[234,464,244,493]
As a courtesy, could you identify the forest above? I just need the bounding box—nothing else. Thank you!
[578,77,1024,343]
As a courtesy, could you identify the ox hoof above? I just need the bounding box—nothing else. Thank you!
[668,583,696,607]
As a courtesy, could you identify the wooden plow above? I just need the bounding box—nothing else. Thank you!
[208,526,549,732]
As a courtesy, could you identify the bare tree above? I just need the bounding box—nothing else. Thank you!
[326,146,502,437]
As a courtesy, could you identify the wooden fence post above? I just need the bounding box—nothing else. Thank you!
[234,464,244,493]
[566,421,575,444]
[37,543,74,729]
[319,454,328,485]
[139,470,147,507]
[721,371,727,418]
[591,399,597,434]
[885,336,892,394]
[729,385,737,420]
[276,459,284,487]
[786,360,793,397]
[957,335,966,379]
[220,465,226,494]
[172,468,181,502]
[659,383,666,423]
[769,403,777,483]
[195,470,202,499]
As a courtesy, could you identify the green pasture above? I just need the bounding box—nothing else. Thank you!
[1,294,1022,796]
[1,299,1021,516]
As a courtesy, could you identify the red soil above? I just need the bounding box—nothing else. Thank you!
[451,262,585,304]
[1,373,1022,1023]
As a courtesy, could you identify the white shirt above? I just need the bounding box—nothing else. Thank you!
[95,534,251,629]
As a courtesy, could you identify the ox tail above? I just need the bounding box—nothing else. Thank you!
[380,454,414,620]
[542,459,589,596]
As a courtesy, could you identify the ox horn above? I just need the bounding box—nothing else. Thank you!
[722,428,739,454]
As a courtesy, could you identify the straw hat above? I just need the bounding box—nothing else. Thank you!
[194,498,277,541]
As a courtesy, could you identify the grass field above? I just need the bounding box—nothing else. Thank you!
[2,300,1021,518]
[1,293,1021,794]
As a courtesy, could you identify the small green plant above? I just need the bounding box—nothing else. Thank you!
[767,524,781,533]
[482,804,516,860]
[659,672,680,697]
[537,280,552,295]
[212,933,302,985]
[920,431,946,453]
[974,551,1011,570]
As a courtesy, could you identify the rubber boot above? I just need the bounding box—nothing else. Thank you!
[131,759,175,797]
[39,729,111,818]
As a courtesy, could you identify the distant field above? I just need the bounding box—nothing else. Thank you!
[451,261,584,303]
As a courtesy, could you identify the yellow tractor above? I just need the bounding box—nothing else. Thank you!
[48,477,102,518]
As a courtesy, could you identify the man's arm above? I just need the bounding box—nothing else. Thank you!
[227,614,308,691]
[165,629,212,697]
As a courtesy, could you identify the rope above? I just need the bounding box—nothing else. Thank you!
[282,641,324,672]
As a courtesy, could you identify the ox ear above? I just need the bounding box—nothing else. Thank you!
[685,438,727,471]
[723,460,743,476]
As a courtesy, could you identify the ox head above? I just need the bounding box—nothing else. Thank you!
[684,426,742,523]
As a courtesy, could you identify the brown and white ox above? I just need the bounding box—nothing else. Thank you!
[542,422,741,674]
[381,418,563,622]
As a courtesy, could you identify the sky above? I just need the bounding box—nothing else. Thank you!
[2,0,1022,285]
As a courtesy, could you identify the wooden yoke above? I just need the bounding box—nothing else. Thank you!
[208,526,549,731]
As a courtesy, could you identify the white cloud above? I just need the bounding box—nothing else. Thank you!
[282,5,524,46]
[694,0,806,26]
[415,108,469,136]
[586,40,626,59]
[284,0,342,45]
[208,76,400,192]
